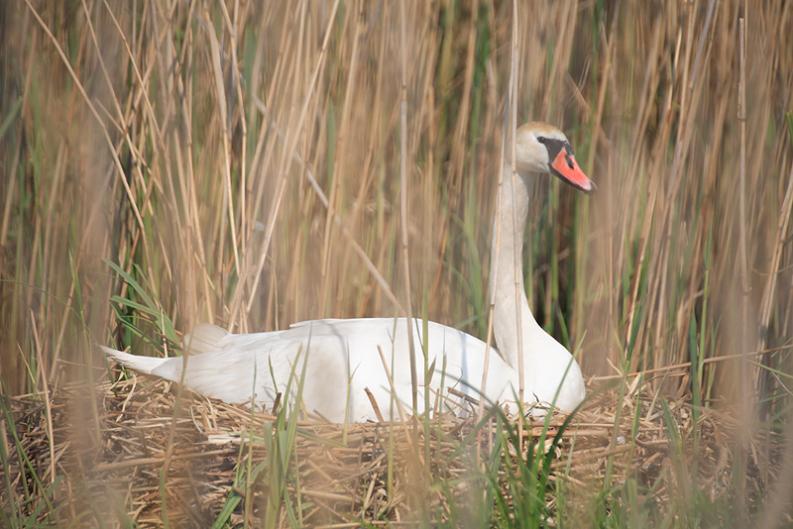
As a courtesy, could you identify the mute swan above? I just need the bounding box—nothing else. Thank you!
[103,122,592,422]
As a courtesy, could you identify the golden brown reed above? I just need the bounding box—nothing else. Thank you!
[1,0,793,526]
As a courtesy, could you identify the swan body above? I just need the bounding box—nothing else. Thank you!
[104,319,518,422]
[104,122,592,422]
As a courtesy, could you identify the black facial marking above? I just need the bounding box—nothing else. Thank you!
[536,136,573,163]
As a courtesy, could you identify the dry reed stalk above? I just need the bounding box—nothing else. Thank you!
[397,0,417,416]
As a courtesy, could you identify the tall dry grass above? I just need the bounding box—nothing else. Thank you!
[1,0,792,526]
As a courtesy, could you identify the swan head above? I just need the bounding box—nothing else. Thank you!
[515,122,594,192]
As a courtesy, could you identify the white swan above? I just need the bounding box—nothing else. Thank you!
[103,122,592,422]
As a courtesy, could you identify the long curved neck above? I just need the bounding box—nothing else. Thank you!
[488,162,542,373]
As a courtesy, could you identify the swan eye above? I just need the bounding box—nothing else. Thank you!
[536,136,565,162]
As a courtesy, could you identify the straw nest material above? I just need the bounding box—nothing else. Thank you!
[1,373,772,528]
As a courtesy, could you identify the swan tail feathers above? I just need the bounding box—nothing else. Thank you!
[102,346,173,378]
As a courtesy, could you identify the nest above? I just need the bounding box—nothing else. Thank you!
[1,373,770,528]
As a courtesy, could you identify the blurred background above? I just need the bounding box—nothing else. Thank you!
[1,0,792,526]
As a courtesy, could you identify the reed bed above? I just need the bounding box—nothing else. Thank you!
[2,373,768,528]
[2,0,793,527]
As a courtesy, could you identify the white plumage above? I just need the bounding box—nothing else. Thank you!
[104,318,518,422]
[103,122,592,422]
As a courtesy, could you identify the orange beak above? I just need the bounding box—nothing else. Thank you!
[549,147,594,193]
